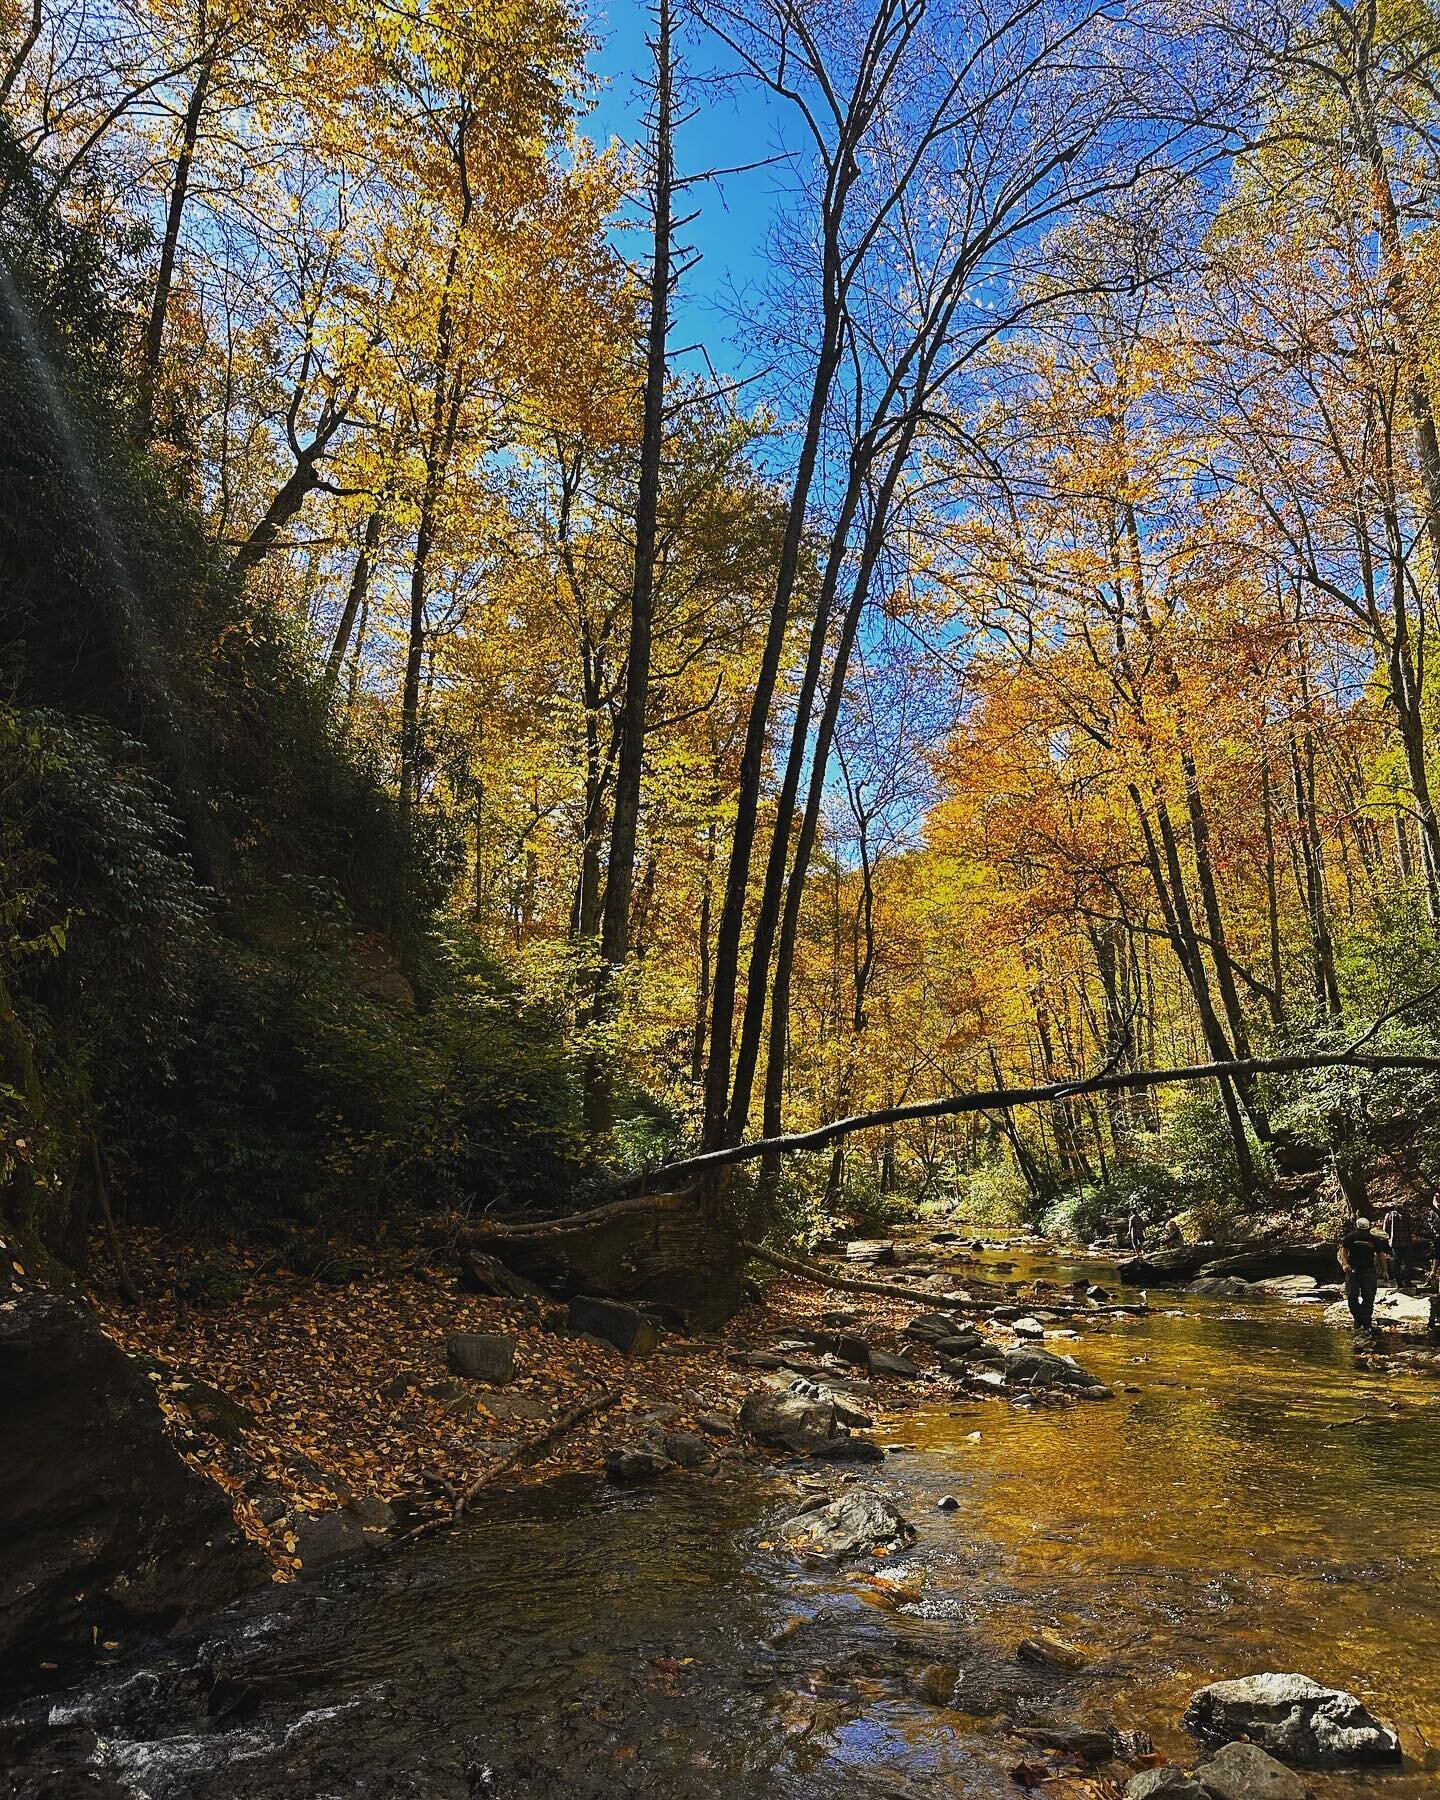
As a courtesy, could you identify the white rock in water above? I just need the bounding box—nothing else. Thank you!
[1183,1672,1400,1767]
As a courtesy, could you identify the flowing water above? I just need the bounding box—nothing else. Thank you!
[9,1245,1440,1797]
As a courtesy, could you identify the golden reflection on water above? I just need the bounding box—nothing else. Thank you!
[898,1252,1440,1792]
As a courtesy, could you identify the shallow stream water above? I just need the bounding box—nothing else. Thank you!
[9,1244,1440,1797]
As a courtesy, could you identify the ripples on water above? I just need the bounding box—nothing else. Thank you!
[9,1246,1440,1797]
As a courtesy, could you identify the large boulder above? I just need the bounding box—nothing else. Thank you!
[778,1490,915,1559]
[1194,1741,1311,1800]
[0,1289,266,1681]
[740,1387,843,1452]
[1183,1673,1400,1767]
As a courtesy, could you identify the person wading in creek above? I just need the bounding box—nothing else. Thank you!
[1383,1205,1414,1288]
[1425,1195,1440,1290]
[1338,1216,1390,1335]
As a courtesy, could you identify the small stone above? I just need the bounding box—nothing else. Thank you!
[445,1333,516,1383]
[662,1430,711,1469]
[1017,1631,1089,1671]
[917,1662,960,1706]
[1127,1771,1207,1800]
[293,1508,366,1571]
[697,1410,736,1437]
[344,1494,395,1533]
[868,1349,921,1379]
[1021,1724,1115,1764]
[482,1392,548,1422]
[936,1494,960,1511]
[603,1445,672,1483]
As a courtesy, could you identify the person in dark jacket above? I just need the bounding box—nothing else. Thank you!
[1339,1216,1390,1332]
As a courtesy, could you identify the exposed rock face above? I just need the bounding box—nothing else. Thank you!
[0,1289,266,1681]
[778,1490,915,1559]
[1183,1673,1400,1767]
[845,1239,897,1264]
[1194,1740,1312,1800]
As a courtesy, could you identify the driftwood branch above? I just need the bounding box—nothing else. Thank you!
[454,1384,622,1516]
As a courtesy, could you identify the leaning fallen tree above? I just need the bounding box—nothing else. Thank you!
[459,1029,1440,1321]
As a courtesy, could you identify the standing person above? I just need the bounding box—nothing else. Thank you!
[1383,1206,1414,1288]
[1338,1216,1390,1334]
[1127,1210,1146,1254]
[1425,1195,1440,1290]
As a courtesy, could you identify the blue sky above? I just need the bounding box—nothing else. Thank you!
[581,0,799,386]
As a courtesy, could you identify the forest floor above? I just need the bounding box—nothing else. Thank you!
[87,1227,953,1579]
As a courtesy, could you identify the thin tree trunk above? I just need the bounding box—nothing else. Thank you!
[324,505,382,691]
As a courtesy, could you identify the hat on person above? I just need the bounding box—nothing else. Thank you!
[1354,1216,1372,1230]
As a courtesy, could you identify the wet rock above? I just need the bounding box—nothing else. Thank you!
[1197,1244,1337,1283]
[903,1312,968,1343]
[0,1289,266,1674]
[294,1507,367,1571]
[936,1494,960,1511]
[740,1387,842,1451]
[662,1431,711,1469]
[1127,1771,1208,1800]
[1252,1276,1319,1299]
[567,1296,658,1356]
[445,1332,516,1383]
[868,1348,921,1379]
[846,1239,897,1265]
[345,1493,395,1532]
[603,1445,672,1483]
[1020,1723,1114,1763]
[788,1377,873,1430]
[1190,1277,1254,1298]
[917,1662,960,1705]
[1195,1740,1313,1799]
[1017,1631,1089,1671]
[778,1489,915,1559]
[809,1434,885,1463]
[1183,1672,1401,1766]
[1003,1346,1107,1392]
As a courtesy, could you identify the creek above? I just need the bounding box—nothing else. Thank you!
[9,1244,1440,1797]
